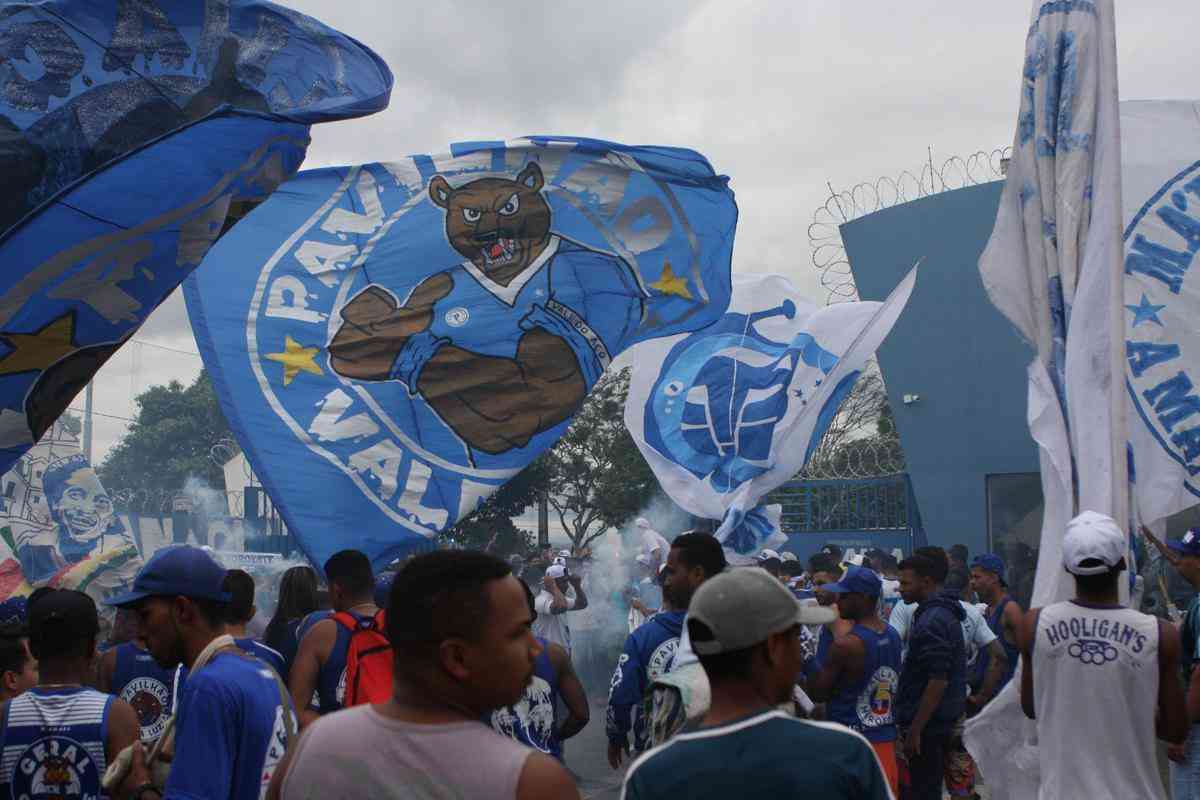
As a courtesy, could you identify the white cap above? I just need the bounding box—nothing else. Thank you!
[1062,510,1126,575]
[757,549,781,562]
[557,549,571,558]
[546,564,568,579]
[780,552,798,562]
[635,517,650,529]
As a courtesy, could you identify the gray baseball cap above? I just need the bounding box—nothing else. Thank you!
[688,567,836,655]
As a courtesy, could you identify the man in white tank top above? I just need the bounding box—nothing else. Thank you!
[1019,511,1186,800]
[270,550,579,800]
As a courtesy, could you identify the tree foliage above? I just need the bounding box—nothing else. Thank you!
[544,367,657,554]
[97,371,233,495]
[439,458,546,557]
[802,370,906,478]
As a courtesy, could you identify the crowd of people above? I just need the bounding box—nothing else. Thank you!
[0,509,1192,798]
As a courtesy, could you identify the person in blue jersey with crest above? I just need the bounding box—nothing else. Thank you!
[807,565,903,797]
[97,610,177,745]
[108,546,296,800]
[608,532,726,768]
[0,590,139,800]
[327,161,646,465]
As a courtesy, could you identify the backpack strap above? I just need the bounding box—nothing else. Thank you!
[333,610,381,632]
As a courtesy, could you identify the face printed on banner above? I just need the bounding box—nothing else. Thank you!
[47,467,113,544]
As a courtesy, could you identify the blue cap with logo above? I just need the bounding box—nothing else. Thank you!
[1168,528,1200,558]
[971,553,1007,585]
[818,565,882,598]
[105,545,231,607]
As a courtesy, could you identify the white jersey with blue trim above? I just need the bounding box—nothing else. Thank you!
[1,686,112,799]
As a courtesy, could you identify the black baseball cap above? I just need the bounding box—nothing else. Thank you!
[29,590,99,645]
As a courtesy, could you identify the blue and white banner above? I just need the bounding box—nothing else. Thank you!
[624,269,916,560]
[1121,100,1200,526]
[0,0,392,471]
[185,138,737,569]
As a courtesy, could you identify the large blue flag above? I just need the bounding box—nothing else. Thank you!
[0,1,392,468]
[186,138,737,569]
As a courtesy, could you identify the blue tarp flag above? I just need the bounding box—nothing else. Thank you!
[0,0,392,469]
[625,270,916,561]
[186,138,737,569]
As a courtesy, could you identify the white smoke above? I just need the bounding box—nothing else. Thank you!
[572,493,692,694]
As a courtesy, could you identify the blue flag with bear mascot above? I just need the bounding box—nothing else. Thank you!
[186,137,737,568]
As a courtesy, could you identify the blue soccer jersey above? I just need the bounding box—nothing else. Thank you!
[164,650,295,800]
[112,641,177,742]
[0,687,112,800]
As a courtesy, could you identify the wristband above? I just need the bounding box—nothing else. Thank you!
[389,330,450,393]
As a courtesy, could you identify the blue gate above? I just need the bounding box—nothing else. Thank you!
[767,474,925,563]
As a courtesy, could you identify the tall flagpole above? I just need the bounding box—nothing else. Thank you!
[82,380,93,463]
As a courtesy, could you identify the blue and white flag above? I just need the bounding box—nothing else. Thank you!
[185,138,737,569]
[978,0,1125,607]
[1120,100,1200,527]
[624,269,916,561]
[0,0,392,470]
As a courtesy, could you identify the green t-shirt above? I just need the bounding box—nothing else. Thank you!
[621,710,891,800]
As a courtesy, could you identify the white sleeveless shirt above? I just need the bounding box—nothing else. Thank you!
[1032,600,1164,800]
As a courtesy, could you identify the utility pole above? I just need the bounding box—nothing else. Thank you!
[82,381,94,463]
[537,491,549,549]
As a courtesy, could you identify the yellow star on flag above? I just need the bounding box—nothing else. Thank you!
[648,261,692,300]
[0,313,78,376]
[265,335,323,387]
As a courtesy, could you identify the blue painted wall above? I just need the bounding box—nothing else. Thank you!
[840,181,1038,557]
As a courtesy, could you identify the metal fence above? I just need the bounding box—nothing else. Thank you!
[768,474,922,536]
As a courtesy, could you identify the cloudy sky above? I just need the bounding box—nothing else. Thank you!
[82,0,1200,463]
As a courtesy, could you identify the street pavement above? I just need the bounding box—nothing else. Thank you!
[566,689,625,799]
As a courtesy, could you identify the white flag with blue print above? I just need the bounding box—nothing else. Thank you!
[969,2,1125,798]
[624,269,916,561]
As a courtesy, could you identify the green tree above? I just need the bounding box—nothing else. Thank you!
[439,458,546,557]
[98,370,234,495]
[543,367,657,554]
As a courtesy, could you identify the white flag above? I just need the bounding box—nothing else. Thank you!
[969,1,1124,796]
[624,268,915,561]
[1121,100,1200,526]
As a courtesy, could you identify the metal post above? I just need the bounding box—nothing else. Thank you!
[537,492,549,549]
[82,381,93,463]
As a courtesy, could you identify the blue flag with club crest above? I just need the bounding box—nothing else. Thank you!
[0,0,392,470]
[185,138,737,569]
[625,269,916,560]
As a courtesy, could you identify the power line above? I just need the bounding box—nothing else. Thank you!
[66,407,137,424]
[128,338,202,358]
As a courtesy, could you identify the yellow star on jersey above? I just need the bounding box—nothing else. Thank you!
[265,335,323,387]
[648,261,692,300]
[0,313,78,376]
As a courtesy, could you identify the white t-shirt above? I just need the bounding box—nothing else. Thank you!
[533,589,576,652]
[641,529,671,562]
[888,599,996,666]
